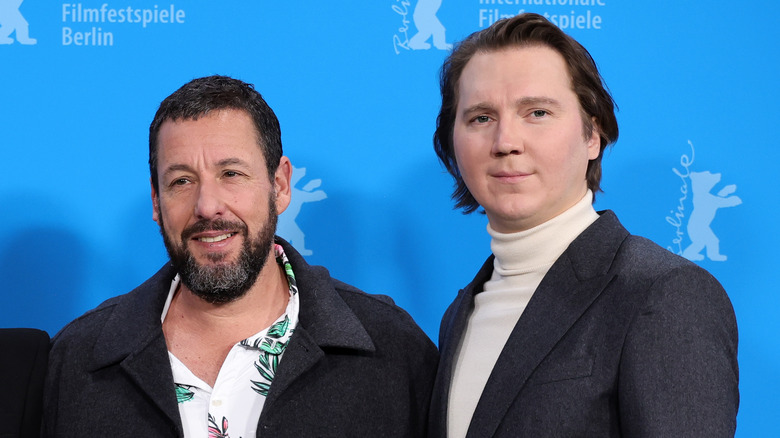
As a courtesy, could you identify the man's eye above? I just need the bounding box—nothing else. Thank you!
[474,115,491,123]
[172,178,189,186]
[224,171,239,178]
[531,110,548,118]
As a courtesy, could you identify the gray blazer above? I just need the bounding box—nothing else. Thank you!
[44,238,438,437]
[429,211,738,437]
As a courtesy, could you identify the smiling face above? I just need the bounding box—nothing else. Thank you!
[453,45,600,233]
[152,108,291,303]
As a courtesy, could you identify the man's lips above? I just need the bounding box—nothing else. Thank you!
[491,170,530,180]
[188,230,239,244]
[181,219,246,245]
[195,232,237,243]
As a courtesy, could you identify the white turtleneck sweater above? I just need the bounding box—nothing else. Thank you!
[447,191,600,438]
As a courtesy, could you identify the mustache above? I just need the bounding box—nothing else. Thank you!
[181,219,247,241]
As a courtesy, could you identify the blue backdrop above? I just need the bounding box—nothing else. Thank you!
[1,1,777,435]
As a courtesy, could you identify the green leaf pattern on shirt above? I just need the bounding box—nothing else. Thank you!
[248,315,292,396]
[243,246,298,396]
[277,250,299,297]
[266,317,289,338]
[175,384,195,404]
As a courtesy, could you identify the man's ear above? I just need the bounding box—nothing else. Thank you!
[151,178,161,225]
[587,117,601,160]
[274,156,293,215]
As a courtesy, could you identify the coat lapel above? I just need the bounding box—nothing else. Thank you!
[89,264,183,436]
[120,331,182,434]
[464,211,629,437]
[262,240,376,414]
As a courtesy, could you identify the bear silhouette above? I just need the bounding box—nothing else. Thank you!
[277,166,327,256]
[0,0,36,45]
[682,171,741,261]
[408,0,451,50]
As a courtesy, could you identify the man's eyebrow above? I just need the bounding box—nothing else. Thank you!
[460,96,563,117]
[515,96,562,108]
[161,158,249,177]
[460,103,495,117]
[161,163,193,178]
[216,157,248,167]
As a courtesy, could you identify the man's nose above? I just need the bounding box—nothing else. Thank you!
[193,180,225,220]
[491,119,524,157]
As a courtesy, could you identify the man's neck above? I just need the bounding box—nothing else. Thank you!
[162,253,290,387]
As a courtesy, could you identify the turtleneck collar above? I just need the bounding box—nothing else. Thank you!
[487,190,599,277]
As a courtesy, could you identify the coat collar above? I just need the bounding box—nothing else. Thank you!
[276,237,375,353]
[88,262,182,434]
[89,264,175,371]
[261,238,376,412]
[89,239,376,365]
[433,210,629,438]
[86,237,377,433]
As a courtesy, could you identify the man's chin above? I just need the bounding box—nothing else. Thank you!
[195,251,240,264]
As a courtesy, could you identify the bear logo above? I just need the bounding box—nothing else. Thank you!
[408,0,451,51]
[393,0,451,54]
[0,0,36,45]
[681,171,742,261]
[277,166,327,256]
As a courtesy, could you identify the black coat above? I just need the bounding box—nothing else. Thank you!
[44,238,438,437]
[0,328,49,438]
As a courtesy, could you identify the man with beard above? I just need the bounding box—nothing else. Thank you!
[44,75,438,437]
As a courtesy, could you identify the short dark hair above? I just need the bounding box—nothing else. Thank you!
[434,13,619,213]
[149,75,282,191]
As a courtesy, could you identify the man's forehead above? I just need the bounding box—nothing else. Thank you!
[158,110,262,145]
[457,48,574,102]
[157,112,264,162]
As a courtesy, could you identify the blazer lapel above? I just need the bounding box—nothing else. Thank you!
[429,257,494,438]
[465,211,628,437]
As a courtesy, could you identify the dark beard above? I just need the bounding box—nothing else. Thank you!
[159,195,277,304]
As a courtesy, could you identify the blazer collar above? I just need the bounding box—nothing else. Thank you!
[468,210,628,437]
[435,211,629,438]
[441,255,494,348]
[429,254,494,437]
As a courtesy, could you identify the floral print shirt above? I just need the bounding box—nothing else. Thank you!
[161,244,300,438]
